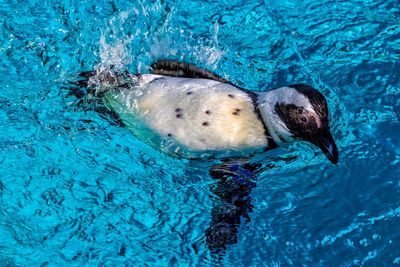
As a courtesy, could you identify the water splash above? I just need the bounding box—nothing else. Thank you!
[97,8,139,71]
[95,2,226,74]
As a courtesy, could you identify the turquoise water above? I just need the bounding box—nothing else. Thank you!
[1,0,400,265]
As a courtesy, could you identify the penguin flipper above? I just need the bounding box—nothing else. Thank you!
[150,60,229,84]
[206,160,258,251]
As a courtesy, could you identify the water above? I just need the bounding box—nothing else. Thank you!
[0,0,399,265]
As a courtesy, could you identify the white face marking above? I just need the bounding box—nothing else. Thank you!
[269,87,315,113]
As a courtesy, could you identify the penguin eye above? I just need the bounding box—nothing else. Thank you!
[298,115,308,123]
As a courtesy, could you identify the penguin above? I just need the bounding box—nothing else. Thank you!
[72,60,339,251]
[75,60,338,164]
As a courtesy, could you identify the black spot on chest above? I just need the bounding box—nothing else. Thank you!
[175,107,183,118]
[202,122,209,126]
[232,108,241,116]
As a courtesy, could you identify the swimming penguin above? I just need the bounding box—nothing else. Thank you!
[76,60,338,164]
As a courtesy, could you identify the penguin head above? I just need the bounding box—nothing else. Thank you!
[261,84,339,164]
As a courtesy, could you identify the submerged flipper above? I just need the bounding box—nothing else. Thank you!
[206,161,260,252]
[151,60,229,84]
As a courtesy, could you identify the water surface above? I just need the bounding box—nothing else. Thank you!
[0,0,400,265]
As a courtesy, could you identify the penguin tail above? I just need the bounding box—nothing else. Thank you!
[63,68,129,126]
[67,67,138,100]
[65,70,97,100]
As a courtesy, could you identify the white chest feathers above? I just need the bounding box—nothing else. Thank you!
[102,75,268,155]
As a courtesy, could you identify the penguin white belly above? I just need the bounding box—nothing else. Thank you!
[102,75,268,155]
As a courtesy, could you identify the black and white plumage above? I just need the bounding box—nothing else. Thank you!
[73,60,339,251]
[77,60,338,163]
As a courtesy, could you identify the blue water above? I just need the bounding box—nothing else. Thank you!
[1,0,400,265]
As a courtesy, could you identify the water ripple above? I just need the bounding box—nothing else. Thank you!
[1,0,400,265]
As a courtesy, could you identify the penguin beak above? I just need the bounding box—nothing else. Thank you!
[315,131,339,165]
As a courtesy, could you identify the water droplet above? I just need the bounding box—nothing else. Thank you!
[321,235,332,246]
[372,234,380,240]
[368,251,375,257]
[359,238,370,247]
[263,234,271,241]
[347,239,355,247]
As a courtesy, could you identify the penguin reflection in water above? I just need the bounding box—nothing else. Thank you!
[72,60,338,251]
